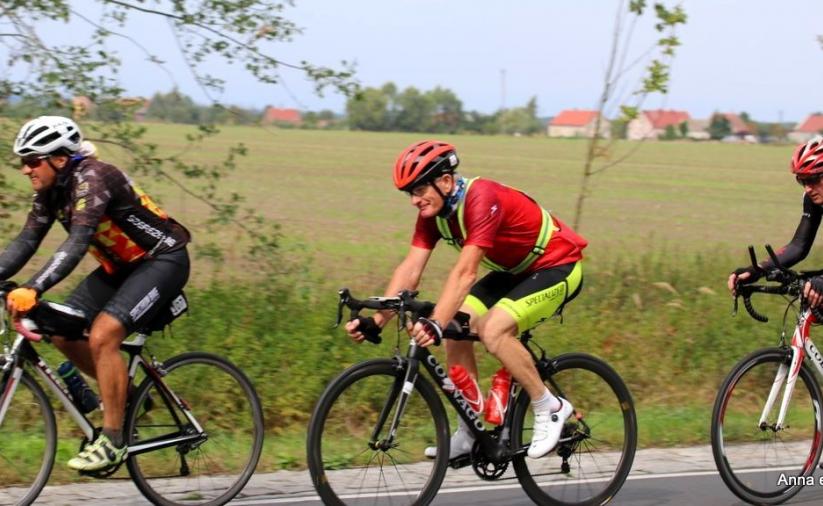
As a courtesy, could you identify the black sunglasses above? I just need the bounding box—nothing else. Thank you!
[796,174,823,186]
[20,155,49,169]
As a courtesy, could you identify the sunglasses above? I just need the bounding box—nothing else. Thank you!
[796,174,823,186]
[20,155,49,169]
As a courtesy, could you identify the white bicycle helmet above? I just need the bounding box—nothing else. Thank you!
[13,116,83,156]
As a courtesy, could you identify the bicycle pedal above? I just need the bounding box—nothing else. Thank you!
[449,454,472,469]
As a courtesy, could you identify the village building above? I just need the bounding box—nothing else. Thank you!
[547,109,610,138]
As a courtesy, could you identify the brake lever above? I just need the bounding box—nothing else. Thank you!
[334,288,351,328]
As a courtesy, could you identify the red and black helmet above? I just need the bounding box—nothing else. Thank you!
[791,136,823,176]
[393,140,459,192]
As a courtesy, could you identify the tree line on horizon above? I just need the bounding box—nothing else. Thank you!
[0,87,804,141]
[0,83,545,136]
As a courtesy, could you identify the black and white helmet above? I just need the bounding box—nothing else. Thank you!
[13,116,83,156]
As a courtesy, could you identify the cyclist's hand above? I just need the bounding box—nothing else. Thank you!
[411,318,442,347]
[728,267,761,295]
[804,277,823,308]
[345,316,381,344]
[7,287,37,316]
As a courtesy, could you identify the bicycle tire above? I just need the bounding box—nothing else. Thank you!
[0,370,57,506]
[511,352,637,506]
[125,352,264,506]
[306,358,450,506]
[711,347,823,505]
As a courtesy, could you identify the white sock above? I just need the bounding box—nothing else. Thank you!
[531,388,561,413]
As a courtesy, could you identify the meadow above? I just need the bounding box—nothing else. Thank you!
[3,124,818,478]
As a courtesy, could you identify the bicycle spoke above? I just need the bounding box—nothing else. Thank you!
[126,353,262,506]
[0,373,56,506]
[308,359,448,506]
[513,354,636,506]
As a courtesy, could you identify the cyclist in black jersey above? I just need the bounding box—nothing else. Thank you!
[3,116,191,472]
[729,136,823,307]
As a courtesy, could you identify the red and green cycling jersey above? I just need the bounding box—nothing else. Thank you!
[411,177,587,272]
[0,157,190,293]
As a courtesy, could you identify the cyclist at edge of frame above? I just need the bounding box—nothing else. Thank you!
[345,140,588,460]
[0,116,191,472]
[728,136,823,307]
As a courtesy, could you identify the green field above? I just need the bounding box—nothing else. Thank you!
[2,125,817,478]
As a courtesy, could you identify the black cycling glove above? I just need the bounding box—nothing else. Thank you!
[354,316,382,344]
[732,266,763,285]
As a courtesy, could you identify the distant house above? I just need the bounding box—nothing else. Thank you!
[788,114,823,143]
[721,113,753,136]
[72,96,95,119]
[627,109,690,140]
[116,97,150,122]
[547,109,609,138]
[261,106,302,126]
[685,119,710,140]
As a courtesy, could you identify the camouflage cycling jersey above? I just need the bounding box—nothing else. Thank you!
[0,157,190,293]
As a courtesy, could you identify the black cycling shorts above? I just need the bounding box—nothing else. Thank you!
[465,261,583,333]
[66,248,190,335]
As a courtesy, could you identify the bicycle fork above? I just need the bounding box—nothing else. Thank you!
[369,350,420,451]
[761,315,814,431]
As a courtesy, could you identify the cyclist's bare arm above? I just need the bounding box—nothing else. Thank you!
[411,244,485,347]
[345,246,432,341]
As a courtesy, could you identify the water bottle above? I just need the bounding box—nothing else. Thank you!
[484,367,512,425]
[449,365,484,414]
[58,361,99,414]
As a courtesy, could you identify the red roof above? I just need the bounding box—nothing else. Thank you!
[262,107,302,124]
[643,109,690,129]
[719,113,752,135]
[796,114,823,133]
[550,109,599,127]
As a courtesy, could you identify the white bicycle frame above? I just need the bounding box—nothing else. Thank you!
[760,308,823,430]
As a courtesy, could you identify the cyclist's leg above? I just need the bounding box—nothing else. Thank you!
[458,271,520,378]
[94,249,190,425]
[89,314,129,436]
[69,249,190,471]
[480,261,583,457]
[53,266,120,377]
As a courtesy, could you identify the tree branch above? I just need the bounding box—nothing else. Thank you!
[104,0,308,72]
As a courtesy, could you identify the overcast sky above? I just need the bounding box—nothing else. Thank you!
[26,1,823,122]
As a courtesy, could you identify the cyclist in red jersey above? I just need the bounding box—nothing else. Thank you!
[346,140,587,460]
[2,116,191,472]
[729,137,823,306]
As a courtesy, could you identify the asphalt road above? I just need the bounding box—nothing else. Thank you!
[10,445,823,505]
[231,469,823,506]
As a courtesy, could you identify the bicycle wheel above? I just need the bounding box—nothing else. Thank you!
[125,352,264,506]
[711,347,823,505]
[0,369,56,506]
[307,358,450,506]
[511,353,637,506]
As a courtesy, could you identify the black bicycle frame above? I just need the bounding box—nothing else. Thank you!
[370,341,520,464]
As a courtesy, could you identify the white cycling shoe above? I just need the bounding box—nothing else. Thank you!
[527,398,574,459]
[424,427,475,459]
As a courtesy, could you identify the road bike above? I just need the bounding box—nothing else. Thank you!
[712,246,823,505]
[306,288,637,506]
[0,282,264,506]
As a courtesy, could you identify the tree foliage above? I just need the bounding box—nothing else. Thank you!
[345,82,539,135]
[0,0,356,272]
[573,0,687,230]
[708,113,732,140]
